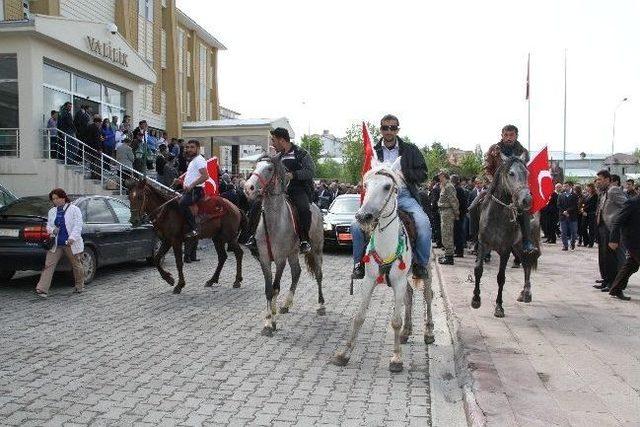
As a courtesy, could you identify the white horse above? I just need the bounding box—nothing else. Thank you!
[331,158,434,373]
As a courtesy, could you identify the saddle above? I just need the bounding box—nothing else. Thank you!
[189,195,227,222]
[398,210,417,251]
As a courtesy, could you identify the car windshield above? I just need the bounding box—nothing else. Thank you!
[329,197,360,214]
[0,196,54,217]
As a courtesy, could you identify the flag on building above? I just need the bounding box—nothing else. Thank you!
[360,122,378,202]
[203,156,220,197]
[528,147,553,213]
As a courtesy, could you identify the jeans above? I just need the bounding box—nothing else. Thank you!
[352,188,432,265]
[560,219,578,248]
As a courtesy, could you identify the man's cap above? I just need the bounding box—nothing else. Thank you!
[270,127,290,141]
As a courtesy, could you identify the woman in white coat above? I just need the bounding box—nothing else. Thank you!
[35,188,85,297]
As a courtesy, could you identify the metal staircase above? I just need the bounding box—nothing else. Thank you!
[41,129,176,196]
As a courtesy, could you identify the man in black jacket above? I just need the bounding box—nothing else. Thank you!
[607,195,640,300]
[557,182,579,250]
[351,114,431,279]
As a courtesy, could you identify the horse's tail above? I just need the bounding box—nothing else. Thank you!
[304,251,319,279]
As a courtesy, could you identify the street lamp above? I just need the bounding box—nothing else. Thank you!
[611,97,629,156]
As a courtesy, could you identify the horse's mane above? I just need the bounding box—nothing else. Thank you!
[141,180,178,203]
[362,163,402,187]
[489,156,528,195]
[256,154,286,191]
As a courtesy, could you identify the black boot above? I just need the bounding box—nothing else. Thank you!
[352,262,365,279]
[438,255,454,265]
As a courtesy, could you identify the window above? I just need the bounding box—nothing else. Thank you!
[138,0,153,21]
[43,63,70,91]
[0,55,18,129]
[103,86,124,107]
[109,199,131,224]
[0,1,4,21]
[161,29,167,69]
[186,51,192,77]
[85,198,115,224]
[75,76,101,101]
[199,44,207,120]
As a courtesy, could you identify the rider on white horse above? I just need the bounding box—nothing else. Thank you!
[351,114,432,280]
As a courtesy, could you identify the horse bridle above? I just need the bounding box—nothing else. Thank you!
[251,159,285,196]
[368,170,399,232]
[132,184,179,224]
[490,158,529,222]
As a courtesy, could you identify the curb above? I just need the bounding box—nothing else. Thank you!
[432,254,486,427]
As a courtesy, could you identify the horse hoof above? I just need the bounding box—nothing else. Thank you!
[331,353,349,367]
[261,327,273,337]
[400,335,409,344]
[279,306,289,314]
[524,293,532,303]
[471,298,481,309]
[389,361,404,373]
[164,276,175,286]
[424,334,435,345]
[494,306,505,318]
[232,282,241,289]
[316,306,326,316]
[204,281,215,288]
[516,293,524,302]
[172,287,182,294]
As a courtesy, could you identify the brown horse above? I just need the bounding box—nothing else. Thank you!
[128,179,245,294]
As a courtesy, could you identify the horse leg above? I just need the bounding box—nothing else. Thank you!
[494,253,509,317]
[472,243,485,308]
[155,240,174,286]
[270,260,286,329]
[230,239,244,288]
[280,254,301,314]
[400,285,413,344]
[331,280,377,367]
[314,251,326,316]
[390,276,407,373]
[518,261,533,303]
[205,239,226,287]
[172,241,186,294]
[423,268,435,344]
[260,261,275,336]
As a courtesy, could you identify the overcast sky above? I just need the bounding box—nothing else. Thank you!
[177,0,639,156]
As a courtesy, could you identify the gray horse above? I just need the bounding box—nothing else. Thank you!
[244,155,325,336]
[471,153,541,317]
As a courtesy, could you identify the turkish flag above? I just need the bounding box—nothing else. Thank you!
[528,147,553,213]
[203,156,220,197]
[360,122,378,202]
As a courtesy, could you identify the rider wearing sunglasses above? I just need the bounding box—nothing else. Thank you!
[351,114,432,280]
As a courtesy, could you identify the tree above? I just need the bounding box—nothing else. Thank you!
[300,134,322,168]
[421,141,448,178]
[316,158,343,180]
[458,152,484,178]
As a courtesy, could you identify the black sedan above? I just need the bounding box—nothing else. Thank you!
[322,194,361,247]
[0,195,158,284]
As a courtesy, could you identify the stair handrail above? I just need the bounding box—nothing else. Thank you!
[42,128,179,196]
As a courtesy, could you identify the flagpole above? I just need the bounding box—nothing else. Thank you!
[527,53,531,151]
[562,49,567,175]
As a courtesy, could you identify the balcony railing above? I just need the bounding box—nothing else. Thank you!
[0,128,20,157]
[41,129,177,196]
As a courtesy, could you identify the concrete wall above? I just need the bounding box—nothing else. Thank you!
[0,158,116,197]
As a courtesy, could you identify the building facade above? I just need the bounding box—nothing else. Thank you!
[0,0,228,195]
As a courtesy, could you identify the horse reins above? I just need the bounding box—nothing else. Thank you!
[490,159,528,223]
[369,170,399,233]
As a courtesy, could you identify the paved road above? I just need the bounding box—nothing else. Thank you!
[0,247,438,426]
[435,242,640,426]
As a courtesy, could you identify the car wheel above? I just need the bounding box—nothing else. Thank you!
[0,270,16,283]
[81,248,97,284]
[147,239,166,267]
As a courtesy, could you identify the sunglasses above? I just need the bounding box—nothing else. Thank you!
[381,125,399,131]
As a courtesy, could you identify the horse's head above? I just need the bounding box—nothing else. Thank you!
[127,178,149,227]
[244,154,285,200]
[355,157,402,233]
[497,152,532,211]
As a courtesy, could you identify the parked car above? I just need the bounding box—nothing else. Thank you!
[0,183,17,208]
[322,194,361,247]
[0,194,158,284]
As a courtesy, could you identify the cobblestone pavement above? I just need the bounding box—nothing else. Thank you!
[0,247,435,426]
[436,242,640,426]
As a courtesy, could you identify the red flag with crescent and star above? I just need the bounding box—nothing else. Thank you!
[203,156,220,197]
[527,147,553,213]
[360,122,377,203]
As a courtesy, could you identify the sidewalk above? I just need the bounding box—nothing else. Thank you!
[434,242,640,426]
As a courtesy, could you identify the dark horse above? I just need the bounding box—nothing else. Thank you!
[471,154,541,317]
[128,179,245,294]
